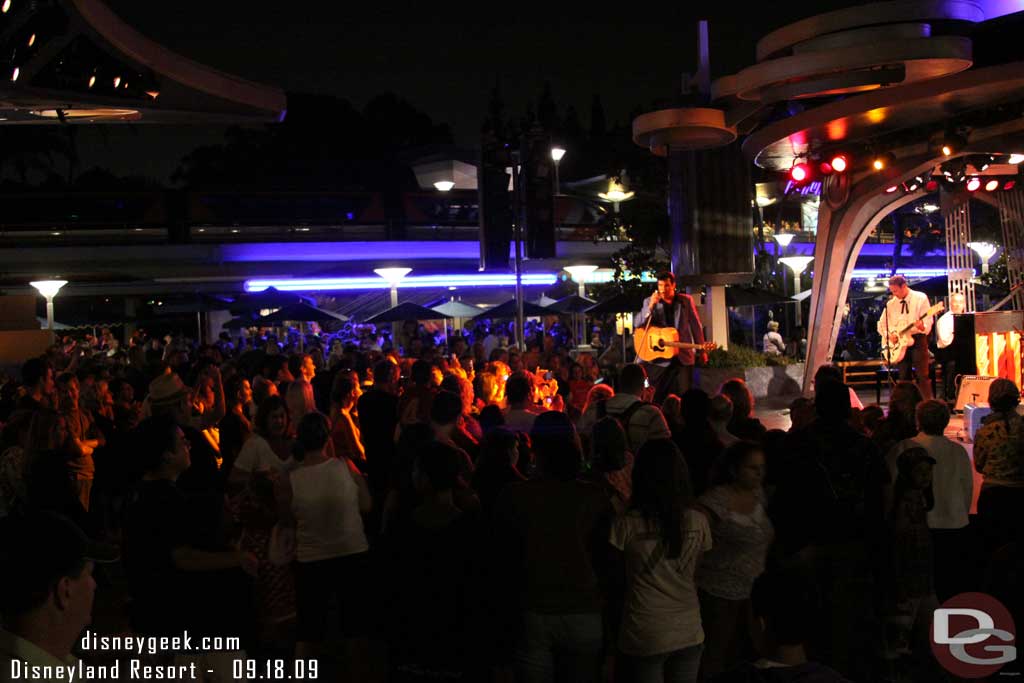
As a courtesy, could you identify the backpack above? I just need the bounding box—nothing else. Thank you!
[597,398,652,455]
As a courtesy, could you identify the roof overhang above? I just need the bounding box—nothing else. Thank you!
[0,0,286,124]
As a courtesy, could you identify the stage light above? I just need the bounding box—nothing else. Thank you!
[1009,154,1024,164]
[885,185,899,193]
[985,179,999,192]
[789,163,809,183]
[10,67,18,82]
[873,158,885,171]
[966,177,981,192]
[907,178,920,192]
[88,75,96,88]
[819,162,833,175]
[925,179,939,192]
[433,180,454,192]
[1,0,10,13]
[1005,180,1017,191]
[113,76,121,88]
[830,155,848,173]
[27,33,35,47]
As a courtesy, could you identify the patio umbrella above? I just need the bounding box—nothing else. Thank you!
[472,299,551,320]
[432,300,481,333]
[157,294,234,314]
[431,300,481,318]
[586,290,648,315]
[547,294,597,314]
[366,302,453,324]
[257,302,349,325]
[548,294,597,346]
[725,286,791,307]
[229,287,315,315]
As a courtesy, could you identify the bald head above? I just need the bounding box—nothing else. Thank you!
[949,292,966,315]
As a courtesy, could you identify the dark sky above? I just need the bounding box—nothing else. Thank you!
[78,1,862,182]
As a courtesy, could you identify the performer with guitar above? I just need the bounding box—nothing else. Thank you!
[634,271,715,402]
[877,274,941,400]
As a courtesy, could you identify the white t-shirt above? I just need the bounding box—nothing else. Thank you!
[290,459,368,562]
[609,509,711,656]
[907,433,973,530]
[233,434,289,473]
[504,407,542,434]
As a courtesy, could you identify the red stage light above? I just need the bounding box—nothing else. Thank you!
[966,177,981,192]
[1005,180,1017,191]
[819,162,833,175]
[790,163,809,183]
[830,155,848,173]
[985,179,1000,192]
[925,180,939,192]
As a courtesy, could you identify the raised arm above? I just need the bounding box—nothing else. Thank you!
[633,295,655,330]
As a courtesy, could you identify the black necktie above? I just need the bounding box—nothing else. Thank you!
[900,299,908,314]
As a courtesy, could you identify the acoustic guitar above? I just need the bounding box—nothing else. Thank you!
[880,301,945,365]
[634,326,718,362]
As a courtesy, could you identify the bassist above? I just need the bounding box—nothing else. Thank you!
[877,274,934,399]
[634,271,707,401]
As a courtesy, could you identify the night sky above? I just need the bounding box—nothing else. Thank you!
[79,1,862,182]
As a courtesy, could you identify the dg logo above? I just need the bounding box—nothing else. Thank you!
[931,592,1017,679]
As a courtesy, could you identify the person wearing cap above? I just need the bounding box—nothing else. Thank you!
[0,512,117,676]
[877,274,934,400]
[147,373,222,502]
[972,378,1024,551]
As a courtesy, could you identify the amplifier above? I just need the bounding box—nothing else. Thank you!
[955,375,1000,412]
[964,404,993,442]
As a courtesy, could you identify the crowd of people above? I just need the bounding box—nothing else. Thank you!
[0,323,1021,683]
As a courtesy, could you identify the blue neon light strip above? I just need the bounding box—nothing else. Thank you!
[850,268,972,279]
[245,273,559,292]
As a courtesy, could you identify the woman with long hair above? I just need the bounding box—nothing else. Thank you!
[219,374,254,480]
[610,438,711,683]
[696,441,774,677]
[718,379,766,443]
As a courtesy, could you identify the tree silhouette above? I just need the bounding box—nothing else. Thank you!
[172,92,453,190]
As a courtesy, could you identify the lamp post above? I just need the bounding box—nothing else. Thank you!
[374,267,411,351]
[773,232,794,258]
[550,147,566,196]
[30,279,67,330]
[599,177,635,214]
[433,180,454,192]
[779,256,813,328]
[967,241,998,275]
[564,265,597,346]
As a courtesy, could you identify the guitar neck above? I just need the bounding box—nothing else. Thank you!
[663,341,705,349]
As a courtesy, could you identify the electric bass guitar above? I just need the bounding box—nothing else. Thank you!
[635,326,718,362]
[880,301,945,365]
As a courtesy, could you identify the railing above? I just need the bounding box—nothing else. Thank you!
[0,190,613,245]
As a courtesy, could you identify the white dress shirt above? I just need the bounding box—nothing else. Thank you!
[935,310,955,349]
[876,288,934,340]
